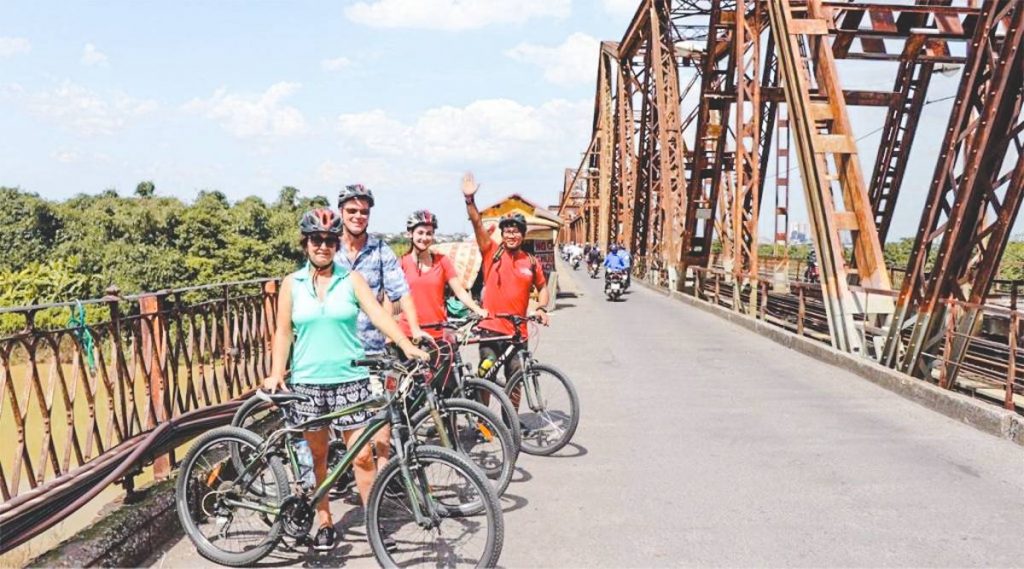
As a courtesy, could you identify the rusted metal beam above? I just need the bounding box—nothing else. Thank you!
[883,0,1024,383]
[596,46,617,250]
[613,58,638,248]
[680,1,735,276]
[768,0,893,354]
[733,0,763,312]
[648,0,688,282]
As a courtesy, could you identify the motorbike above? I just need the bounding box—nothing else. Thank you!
[605,271,626,301]
[804,263,819,283]
[588,261,601,279]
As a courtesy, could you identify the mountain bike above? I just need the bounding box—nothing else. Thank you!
[231,351,518,497]
[175,354,504,568]
[422,318,523,451]
[467,313,581,456]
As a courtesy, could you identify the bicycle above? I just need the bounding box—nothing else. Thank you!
[231,349,518,497]
[175,354,504,568]
[422,317,523,451]
[467,313,581,456]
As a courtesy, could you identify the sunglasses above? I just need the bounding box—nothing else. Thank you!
[343,207,371,217]
[308,234,340,248]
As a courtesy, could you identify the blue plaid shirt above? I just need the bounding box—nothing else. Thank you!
[334,234,409,354]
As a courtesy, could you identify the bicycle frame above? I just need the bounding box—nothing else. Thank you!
[464,331,546,413]
[225,393,441,528]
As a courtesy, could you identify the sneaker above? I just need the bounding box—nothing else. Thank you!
[312,525,337,551]
[382,535,398,553]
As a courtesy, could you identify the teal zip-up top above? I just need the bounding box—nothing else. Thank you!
[289,262,368,385]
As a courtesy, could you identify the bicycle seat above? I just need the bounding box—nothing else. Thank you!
[253,390,311,406]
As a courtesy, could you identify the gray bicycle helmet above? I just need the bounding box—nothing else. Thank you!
[299,208,343,235]
[406,209,438,231]
[498,212,527,233]
[337,183,375,208]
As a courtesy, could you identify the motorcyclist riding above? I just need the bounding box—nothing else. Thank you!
[805,248,819,282]
[586,246,602,278]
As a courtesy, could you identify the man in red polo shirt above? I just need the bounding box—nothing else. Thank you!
[462,172,550,395]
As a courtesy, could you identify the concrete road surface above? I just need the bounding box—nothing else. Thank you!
[146,267,1024,568]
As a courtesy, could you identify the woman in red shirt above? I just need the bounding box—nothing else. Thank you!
[399,210,488,390]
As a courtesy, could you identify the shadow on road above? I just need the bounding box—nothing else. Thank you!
[545,441,588,459]
[510,466,533,484]
[499,492,529,514]
[554,302,576,310]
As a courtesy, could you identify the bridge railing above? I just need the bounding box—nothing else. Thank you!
[0,278,279,551]
[687,266,1022,411]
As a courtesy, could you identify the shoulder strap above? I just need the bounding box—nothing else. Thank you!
[490,244,537,277]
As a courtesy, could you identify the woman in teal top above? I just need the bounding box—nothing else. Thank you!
[263,208,427,551]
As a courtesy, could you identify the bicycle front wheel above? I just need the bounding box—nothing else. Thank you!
[175,426,289,567]
[460,378,523,451]
[506,363,580,456]
[366,445,504,568]
[409,398,517,497]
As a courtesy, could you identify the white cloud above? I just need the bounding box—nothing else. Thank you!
[602,0,638,16]
[0,37,31,58]
[345,0,570,30]
[81,43,108,66]
[53,149,81,163]
[505,32,600,86]
[321,56,352,71]
[336,97,591,165]
[184,82,308,138]
[26,81,158,135]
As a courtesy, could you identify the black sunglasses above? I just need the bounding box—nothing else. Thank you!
[308,234,340,248]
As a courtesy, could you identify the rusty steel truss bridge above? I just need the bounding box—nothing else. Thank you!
[556,0,1021,402]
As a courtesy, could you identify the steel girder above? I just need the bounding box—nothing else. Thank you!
[630,0,688,282]
[612,57,638,249]
[882,0,1024,386]
[595,44,617,250]
[681,1,735,277]
[733,0,763,310]
[768,0,894,354]
[867,1,959,245]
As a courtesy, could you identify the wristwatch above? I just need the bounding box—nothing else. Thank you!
[465,196,475,205]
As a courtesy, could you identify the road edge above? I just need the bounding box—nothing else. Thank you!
[634,279,1024,447]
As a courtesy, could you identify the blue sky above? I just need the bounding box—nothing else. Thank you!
[1,0,1014,240]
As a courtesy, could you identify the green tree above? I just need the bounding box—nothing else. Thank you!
[135,180,156,198]
[0,188,62,272]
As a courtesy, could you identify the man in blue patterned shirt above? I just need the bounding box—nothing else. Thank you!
[334,184,428,353]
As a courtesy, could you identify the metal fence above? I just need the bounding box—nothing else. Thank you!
[0,278,279,551]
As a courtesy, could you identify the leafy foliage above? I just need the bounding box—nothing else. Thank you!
[0,185,328,307]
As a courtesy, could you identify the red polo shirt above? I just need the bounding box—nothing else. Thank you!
[479,241,546,338]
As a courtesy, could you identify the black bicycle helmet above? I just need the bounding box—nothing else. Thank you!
[406,209,438,231]
[498,213,527,233]
[299,208,343,235]
[337,183,375,208]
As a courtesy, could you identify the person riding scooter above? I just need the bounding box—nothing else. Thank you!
[604,245,627,281]
[586,246,603,278]
[804,248,819,283]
